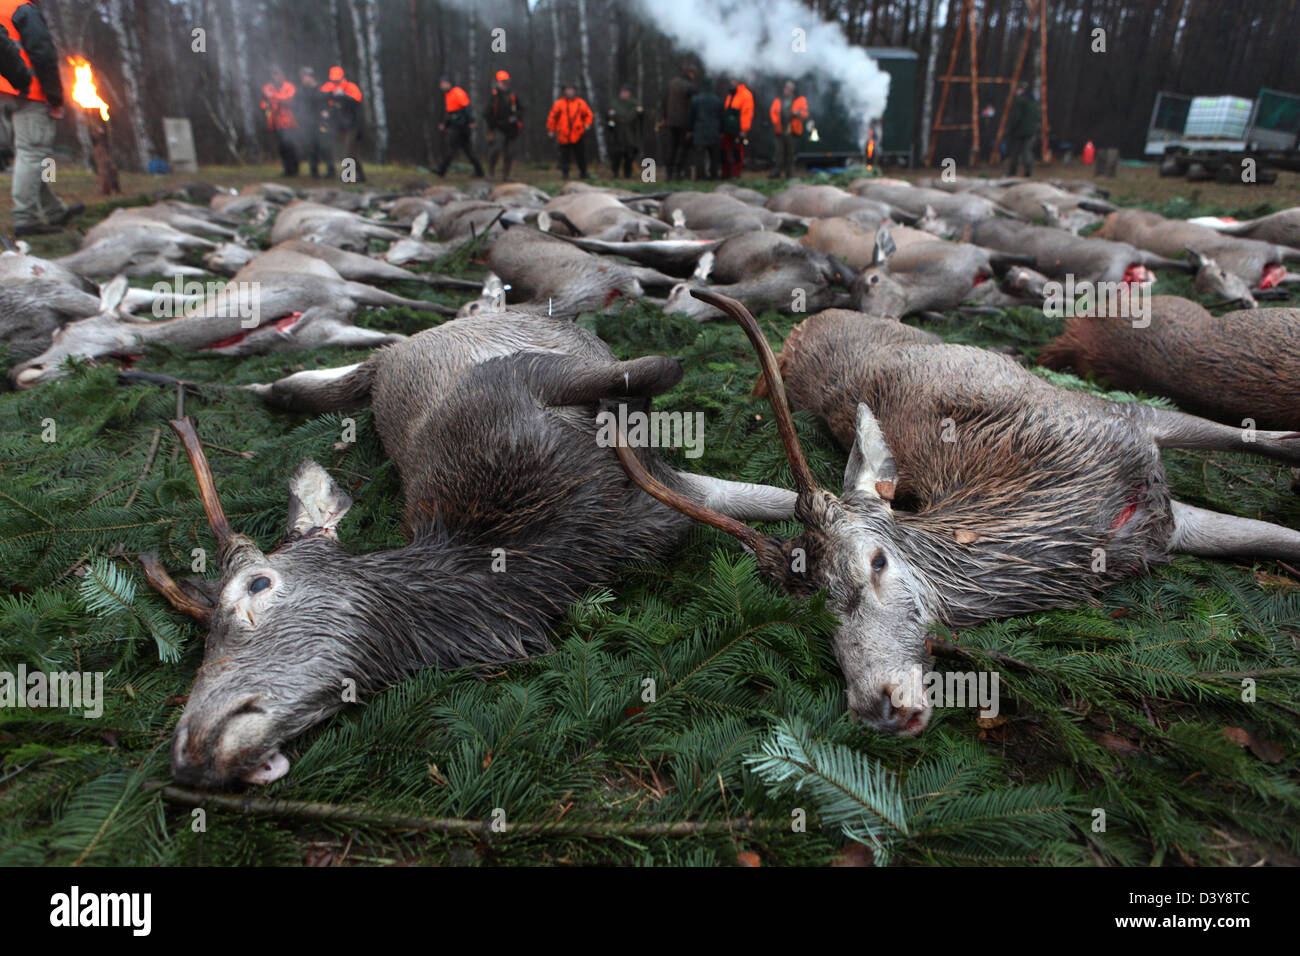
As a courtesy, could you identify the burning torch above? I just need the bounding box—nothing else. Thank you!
[68,56,120,196]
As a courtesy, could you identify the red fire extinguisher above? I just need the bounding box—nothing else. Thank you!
[1082,140,1096,165]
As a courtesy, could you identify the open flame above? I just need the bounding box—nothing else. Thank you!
[68,56,109,121]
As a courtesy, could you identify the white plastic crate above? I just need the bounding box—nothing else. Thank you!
[1183,96,1253,138]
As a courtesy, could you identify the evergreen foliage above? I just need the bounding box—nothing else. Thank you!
[2,181,1298,866]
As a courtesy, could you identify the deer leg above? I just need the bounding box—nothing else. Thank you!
[1169,500,1300,562]
[522,353,684,406]
[346,282,457,315]
[242,361,375,413]
[1119,403,1300,465]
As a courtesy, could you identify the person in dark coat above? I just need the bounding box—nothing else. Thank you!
[661,61,696,180]
[606,85,644,179]
[296,67,332,179]
[687,77,724,180]
[320,65,366,182]
[435,76,484,177]
[485,70,523,180]
[1005,84,1041,177]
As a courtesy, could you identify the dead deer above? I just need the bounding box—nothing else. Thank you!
[270,200,408,250]
[152,312,795,787]
[661,190,794,235]
[849,181,1018,238]
[545,190,669,241]
[968,218,1209,290]
[851,225,1038,318]
[201,238,479,290]
[663,231,855,321]
[1187,210,1300,250]
[765,184,893,229]
[1039,295,1300,430]
[10,249,452,388]
[1094,209,1300,291]
[617,292,1300,734]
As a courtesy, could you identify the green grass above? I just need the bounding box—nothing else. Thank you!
[1,176,1298,867]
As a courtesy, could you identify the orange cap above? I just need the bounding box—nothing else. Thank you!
[329,66,344,81]
[496,70,510,82]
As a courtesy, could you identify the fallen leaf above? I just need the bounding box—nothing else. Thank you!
[976,715,1008,730]
[736,851,761,867]
[302,847,337,867]
[1098,732,1142,757]
[482,748,492,770]
[1253,571,1299,591]
[1223,726,1284,764]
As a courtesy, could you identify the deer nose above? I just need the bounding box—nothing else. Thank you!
[861,684,932,737]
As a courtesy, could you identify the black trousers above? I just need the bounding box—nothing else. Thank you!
[274,129,299,176]
[559,139,588,179]
[667,126,690,178]
[302,128,330,178]
[436,125,484,176]
[610,145,636,178]
[1006,136,1034,177]
[332,127,366,182]
[694,143,721,180]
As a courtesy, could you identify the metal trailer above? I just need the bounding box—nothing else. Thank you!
[1144,88,1300,184]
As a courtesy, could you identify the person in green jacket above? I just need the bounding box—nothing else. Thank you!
[1005,83,1041,177]
[606,85,644,179]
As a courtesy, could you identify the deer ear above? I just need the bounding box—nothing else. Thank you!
[286,461,353,538]
[1184,246,1212,270]
[871,225,896,267]
[843,402,898,504]
[99,275,129,314]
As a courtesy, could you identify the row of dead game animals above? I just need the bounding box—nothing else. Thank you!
[1,175,1298,790]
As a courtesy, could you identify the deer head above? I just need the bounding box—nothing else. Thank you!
[850,226,908,319]
[1187,248,1257,308]
[162,418,374,788]
[10,276,136,389]
[616,290,934,735]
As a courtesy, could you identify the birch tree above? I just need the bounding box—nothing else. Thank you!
[363,0,389,161]
[105,0,158,168]
[576,0,606,164]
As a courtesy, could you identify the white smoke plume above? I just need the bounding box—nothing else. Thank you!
[630,0,891,145]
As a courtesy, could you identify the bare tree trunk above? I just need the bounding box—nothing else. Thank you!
[576,0,605,164]
[363,0,389,161]
[468,4,479,161]
[550,0,562,104]
[918,0,941,167]
[106,0,158,168]
[226,0,257,157]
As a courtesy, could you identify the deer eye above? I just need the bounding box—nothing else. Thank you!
[869,274,880,285]
[871,552,888,573]
[248,576,272,594]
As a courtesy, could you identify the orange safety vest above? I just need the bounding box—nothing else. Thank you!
[260,80,297,131]
[725,84,754,135]
[770,95,809,136]
[547,96,592,145]
[443,85,470,113]
[321,77,362,102]
[0,0,45,101]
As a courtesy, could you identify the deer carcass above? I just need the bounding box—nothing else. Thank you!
[57,223,215,279]
[81,203,238,244]
[969,219,1202,288]
[9,249,452,388]
[765,184,892,228]
[479,227,673,316]
[976,182,1115,233]
[545,191,669,241]
[1094,209,1300,290]
[1187,209,1300,250]
[851,226,1037,318]
[619,292,1300,734]
[662,190,794,235]
[156,312,795,787]
[270,201,407,250]
[663,231,855,321]
[1040,295,1300,430]
[849,181,1017,237]
[201,238,479,290]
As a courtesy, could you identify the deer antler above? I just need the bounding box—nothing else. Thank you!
[613,431,780,564]
[139,552,214,622]
[170,417,234,547]
[689,289,817,496]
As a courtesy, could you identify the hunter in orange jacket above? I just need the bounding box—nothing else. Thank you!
[770,92,809,136]
[443,84,470,114]
[725,83,754,135]
[260,72,298,131]
[0,0,63,105]
[547,91,593,145]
